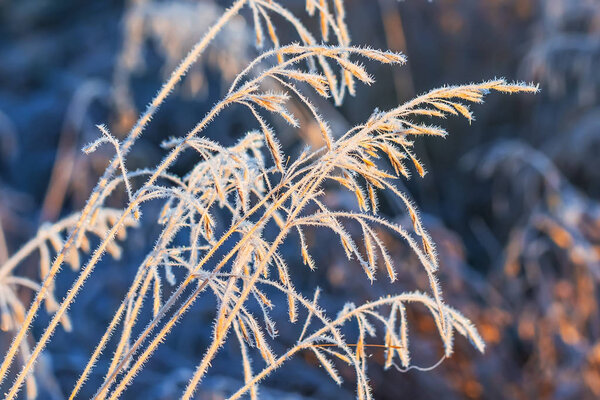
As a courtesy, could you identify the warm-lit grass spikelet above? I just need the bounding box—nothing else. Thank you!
[0,1,537,399]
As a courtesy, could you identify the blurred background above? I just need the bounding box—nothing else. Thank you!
[1,0,600,399]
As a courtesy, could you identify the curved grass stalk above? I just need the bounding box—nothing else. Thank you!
[227,290,483,400]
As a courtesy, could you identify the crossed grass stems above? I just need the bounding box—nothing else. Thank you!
[0,0,537,399]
